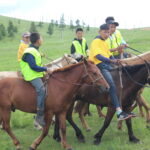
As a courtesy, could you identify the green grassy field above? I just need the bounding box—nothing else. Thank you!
[0,15,150,150]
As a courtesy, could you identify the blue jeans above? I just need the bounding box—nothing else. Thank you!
[97,63,121,108]
[30,78,46,112]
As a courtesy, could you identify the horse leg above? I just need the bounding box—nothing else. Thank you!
[117,101,137,130]
[59,112,72,150]
[66,105,85,143]
[2,108,21,150]
[29,112,52,150]
[96,105,106,118]
[125,118,140,143]
[79,103,91,132]
[53,115,61,142]
[136,96,145,117]
[138,95,150,123]
[94,107,115,145]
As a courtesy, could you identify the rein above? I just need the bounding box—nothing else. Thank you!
[49,62,104,87]
[120,63,150,88]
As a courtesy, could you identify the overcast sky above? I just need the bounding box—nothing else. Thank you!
[0,0,150,29]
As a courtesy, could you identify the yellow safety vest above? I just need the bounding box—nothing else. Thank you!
[106,30,124,56]
[20,48,44,81]
[72,38,87,56]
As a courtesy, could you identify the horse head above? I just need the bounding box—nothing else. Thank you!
[82,58,109,92]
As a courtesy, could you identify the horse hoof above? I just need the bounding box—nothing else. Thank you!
[129,137,140,143]
[29,147,35,150]
[78,137,85,143]
[86,128,91,132]
[53,135,61,142]
[93,139,101,145]
[67,148,73,150]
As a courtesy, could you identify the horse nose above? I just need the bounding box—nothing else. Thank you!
[105,87,109,92]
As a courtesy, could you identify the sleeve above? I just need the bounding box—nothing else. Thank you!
[70,44,76,54]
[110,55,115,60]
[17,44,23,61]
[96,54,111,63]
[24,54,47,72]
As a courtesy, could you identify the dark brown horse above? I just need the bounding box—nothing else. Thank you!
[0,60,109,150]
[53,63,150,145]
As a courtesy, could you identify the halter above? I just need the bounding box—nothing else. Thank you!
[120,63,150,88]
[49,61,105,87]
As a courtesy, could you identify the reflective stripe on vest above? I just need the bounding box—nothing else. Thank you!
[72,38,87,56]
[20,48,44,81]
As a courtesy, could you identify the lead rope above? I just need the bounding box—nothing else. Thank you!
[118,64,123,107]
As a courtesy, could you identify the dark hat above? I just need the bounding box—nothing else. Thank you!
[99,24,109,30]
[106,20,119,26]
[105,16,115,22]
[105,16,119,26]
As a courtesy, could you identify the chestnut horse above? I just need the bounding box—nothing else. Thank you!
[53,63,150,144]
[0,60,109,150]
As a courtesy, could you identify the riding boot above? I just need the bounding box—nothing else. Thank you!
[35,109,45,127]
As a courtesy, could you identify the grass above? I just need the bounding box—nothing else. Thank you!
[0,15,150,150]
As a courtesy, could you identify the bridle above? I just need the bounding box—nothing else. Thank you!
[119,61,150,88]
[49,61,105,87]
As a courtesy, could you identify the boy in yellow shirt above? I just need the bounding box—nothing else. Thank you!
[89,24,135,120]
[17,32,30,62]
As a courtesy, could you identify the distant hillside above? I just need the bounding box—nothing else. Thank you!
[0,15,150,71]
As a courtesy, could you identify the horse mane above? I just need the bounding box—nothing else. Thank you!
[52,61,83,73]
[110,64,146,73]
[123,64,146,74]
[51,60,94,73]
[122,51,150,65]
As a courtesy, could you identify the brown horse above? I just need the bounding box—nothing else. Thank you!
[53,63,150,144]
[0,60,109,150]
[73,52,150,131]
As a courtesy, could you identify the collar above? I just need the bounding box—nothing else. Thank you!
[29,44,39,50]
[74,38,82,41]
[95,35,105,41]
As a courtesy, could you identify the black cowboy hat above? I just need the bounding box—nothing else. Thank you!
[105,16,119,26]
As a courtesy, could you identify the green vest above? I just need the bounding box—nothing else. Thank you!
[20,47,44,81]
[72,38,87,56]
[106,30,123,56]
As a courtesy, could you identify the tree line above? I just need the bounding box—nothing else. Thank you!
[0,20,18,40]
[0,14,90,40]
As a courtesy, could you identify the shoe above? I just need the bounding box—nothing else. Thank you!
[35,115,45,127]
[34,119,43,130]
[128,112,137,117]
[117,111,132,121]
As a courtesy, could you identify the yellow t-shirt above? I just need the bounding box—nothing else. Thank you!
[17,42,29,62]
[89,38,112,64]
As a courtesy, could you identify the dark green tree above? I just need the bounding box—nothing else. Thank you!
[47,23,54,36]
[59,14,66,39]
[38,21,43,27]
[59,14,66,29]
[7,21,15,37]
[75,19,80,28]
[0,24,6,37]
[82,21,86,28]
[29,22,38,33]
[55,20,58,27]
[86,25,90,31]
[51,19,54,27]
[70,20,74,31]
